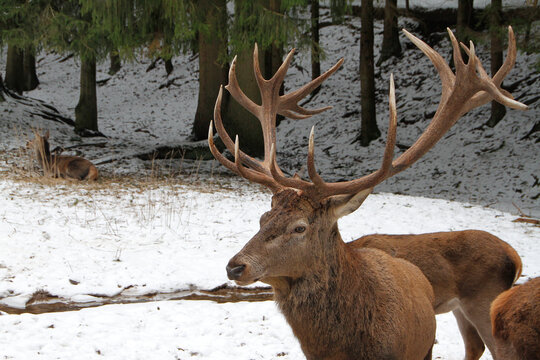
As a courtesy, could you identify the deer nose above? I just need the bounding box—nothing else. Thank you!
[226,263,246,280]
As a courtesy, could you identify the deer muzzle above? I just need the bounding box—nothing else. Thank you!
[226,262,246,281]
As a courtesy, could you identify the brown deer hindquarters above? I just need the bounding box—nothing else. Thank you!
[61,157,99,181]
[490,277,540,360]
[351,230,523,360]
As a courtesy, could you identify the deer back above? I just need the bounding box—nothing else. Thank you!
[351,230,522,312]
[53,155,99,181]
[490,277,540,360]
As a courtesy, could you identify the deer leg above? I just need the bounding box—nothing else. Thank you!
[453,309,485,360]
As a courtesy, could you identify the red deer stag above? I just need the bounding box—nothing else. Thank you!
[208,27,527,360]
[490,277,540,360]
[27,130,99,181]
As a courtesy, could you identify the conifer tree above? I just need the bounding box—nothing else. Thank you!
[0,0,43,93]
[42,0,112,135]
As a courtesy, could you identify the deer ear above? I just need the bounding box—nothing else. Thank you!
[329,188,373,219]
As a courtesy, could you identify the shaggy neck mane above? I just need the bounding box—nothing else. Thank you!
[271,223,384,358]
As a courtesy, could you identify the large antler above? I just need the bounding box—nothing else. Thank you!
[210,27,527,200]
[208,43,343,191]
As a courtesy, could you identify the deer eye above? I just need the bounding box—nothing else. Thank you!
[294,226,306,233]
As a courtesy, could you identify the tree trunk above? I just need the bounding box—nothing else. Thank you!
[311,0,321,82]
[264,0,284,126]
[5,44,24,95]
[359,0,380,146]
[75,56,98,133]
[165,58,174,75]
[22,47,39,91]
[192,0,228,141]
[0,73,5,102]
[487,0,506,127]
[377,0,401,66]
[457,0,474,41]
[108,51,122,75]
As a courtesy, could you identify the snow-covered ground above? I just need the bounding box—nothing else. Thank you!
[0,5,538,360]
[0,179,538,359]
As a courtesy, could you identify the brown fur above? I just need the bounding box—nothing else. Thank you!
[27,131,99,181]
[227,189,436,360]
[351,231,522,360]
[490,277,540,360]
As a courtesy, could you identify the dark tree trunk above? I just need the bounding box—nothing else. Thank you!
[377,0,402,66]
[311,0,321,82]
[165,58,174,75]
[108,51,122,75]
[264,0,284,126]
[23,47,39,91]
[0,73,5,101]
[75,56,98,133]
[359,0,380,146]
[457,0,474,41]
[192,0,228,141]
[487,0,506,127]
[5,44,24,95]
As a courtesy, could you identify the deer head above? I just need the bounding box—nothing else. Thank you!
[209,28,527,290]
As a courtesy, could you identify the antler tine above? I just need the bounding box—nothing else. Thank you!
[307,127,325,188]
[208,120,239,175]
[458,26,526,114]
[402,29,455,104]
[278,58,344,119]
[268,143,312,191]
[493,26,516,85]
[298,74,398,199]
[226,56,261,119]
[208,120,282,192]
[253,43,296,95]
[212,86,270,174]
[233,136,282,191]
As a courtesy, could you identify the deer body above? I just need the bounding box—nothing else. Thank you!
[232,189,436,360]
[490,277,540,360]
[352,230,522,360]
[27,131,98,181]
[209,28,526,360]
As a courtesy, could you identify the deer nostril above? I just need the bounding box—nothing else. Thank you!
[226,264,246,280]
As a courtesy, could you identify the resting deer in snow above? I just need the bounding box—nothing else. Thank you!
[209,27,527,360]
[490,277,540,360]
[27,130,99,181]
